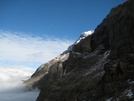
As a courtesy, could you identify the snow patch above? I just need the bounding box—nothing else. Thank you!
[55,53,69,61]
[124,87,133,99]
[61,30,94,56]
[83,50,110,77]
[81,30,94,37]
[75,30,94,45]
[127,79,134,84]
[105,97,113,101]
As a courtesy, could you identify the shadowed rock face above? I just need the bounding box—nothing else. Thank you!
[25,0,134,101]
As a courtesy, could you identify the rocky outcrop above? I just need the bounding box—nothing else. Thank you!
[25,0,134,101]
[24,53,69,88]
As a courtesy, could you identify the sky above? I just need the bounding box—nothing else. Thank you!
[0,0,126,101]
[0,0,125,39]
[0,0,125,68]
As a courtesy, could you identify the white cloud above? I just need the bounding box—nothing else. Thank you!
[0,30,74,101]
[0,65,39,101]
[0,29,94,101]
[0,30,74,65]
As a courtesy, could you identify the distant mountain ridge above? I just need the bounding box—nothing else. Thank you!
[25,0,134,101]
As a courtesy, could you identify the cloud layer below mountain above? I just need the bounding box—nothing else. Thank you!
[0,65,39,101]
[0,30,74,101]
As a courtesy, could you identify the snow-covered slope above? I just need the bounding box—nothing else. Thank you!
[62,30,94,54]
[75,30,94,45]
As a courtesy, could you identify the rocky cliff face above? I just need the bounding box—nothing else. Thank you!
[25,0,134,100]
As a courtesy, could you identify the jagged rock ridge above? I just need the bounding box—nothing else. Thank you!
[25,0,134,101]
[24,30,94,87]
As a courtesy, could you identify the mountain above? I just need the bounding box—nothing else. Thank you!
[24,30,94,87]
[25,0,134,101]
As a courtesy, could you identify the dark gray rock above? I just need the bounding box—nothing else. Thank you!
[25,0,134,101]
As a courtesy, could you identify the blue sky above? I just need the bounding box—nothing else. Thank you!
[0,0,125,39]
[0,0,125,69]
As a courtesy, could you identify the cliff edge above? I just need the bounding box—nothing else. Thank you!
[25,0,134,101]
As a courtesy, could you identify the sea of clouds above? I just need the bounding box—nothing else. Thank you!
[0,30,74,101]
[0,65,39,101]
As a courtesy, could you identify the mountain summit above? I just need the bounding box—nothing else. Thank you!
[25,0,134,101]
